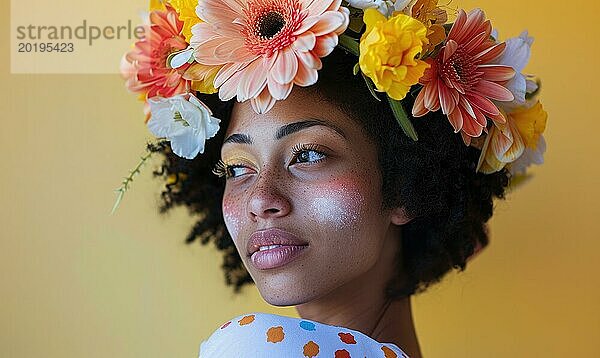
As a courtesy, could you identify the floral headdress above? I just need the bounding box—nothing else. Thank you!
[113,0,547,213]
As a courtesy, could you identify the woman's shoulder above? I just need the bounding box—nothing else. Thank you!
[199,312,410,357]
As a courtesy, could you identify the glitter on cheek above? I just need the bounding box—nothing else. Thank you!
[222,197,244,239]
[310,184,363,231]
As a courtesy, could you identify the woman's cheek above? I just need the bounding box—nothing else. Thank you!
[223,197,243,240]
[309,178,365,231]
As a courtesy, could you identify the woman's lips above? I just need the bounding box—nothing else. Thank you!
[246,228,308,255]
[250,245,308,270]
[246,228,309,270]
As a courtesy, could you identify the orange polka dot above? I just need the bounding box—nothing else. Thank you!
[338,332,356,344]
[266,326,285,343]
[303,340,320,357]
[381,345,398,358]
[335,349,351,358]
[238,315,255,326]
[220,321,231,329]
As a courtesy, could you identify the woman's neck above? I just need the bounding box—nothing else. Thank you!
[370,296,422,358]
[294,226,422,358]
[295,290,422,358]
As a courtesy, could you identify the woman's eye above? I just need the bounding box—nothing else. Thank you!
[212,160,253,180]
[226,165,248,178]
[214,144,327,180]
[290,144,327,165]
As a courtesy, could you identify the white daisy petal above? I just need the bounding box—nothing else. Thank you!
[171,131,203,159]
[494,30,535,110]
[146,93,222,159]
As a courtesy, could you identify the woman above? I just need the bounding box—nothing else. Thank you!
[120,1,547,356]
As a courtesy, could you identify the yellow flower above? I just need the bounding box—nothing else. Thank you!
[511,101,548,150]
[167,0,202,43]
[477,101,548,174]
[166,173,188,186]
[359,9,430,100]
[149,0,167,11]
[410,0,447,55]
[183,63,223,94]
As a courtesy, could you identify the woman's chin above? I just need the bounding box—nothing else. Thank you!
[253,278,317,307]
[258,289,308,307]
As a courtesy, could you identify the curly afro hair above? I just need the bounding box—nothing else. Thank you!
[147,47,511,299]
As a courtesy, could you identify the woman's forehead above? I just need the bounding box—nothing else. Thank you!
[226,88,356,139]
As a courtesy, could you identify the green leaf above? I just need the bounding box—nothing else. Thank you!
[387,96,418,141]
[347,7,365,34]
[338,34,360,56]
[353,62,360,76]
[361,73,381,102]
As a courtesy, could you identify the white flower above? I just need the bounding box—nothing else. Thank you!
[494,30,537,108]
[347,0,414,17]
[147,93,221,159]
[393,0,416,13]
[508,135,546,176]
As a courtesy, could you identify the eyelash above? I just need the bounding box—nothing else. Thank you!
[212,143,327,179]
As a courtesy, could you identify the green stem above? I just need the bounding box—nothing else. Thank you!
[338,34,360,56]
[387,95,418,141]
[361,73,381,102]
[110,147,156,215]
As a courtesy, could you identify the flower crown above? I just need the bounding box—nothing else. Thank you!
[113,0,547,213]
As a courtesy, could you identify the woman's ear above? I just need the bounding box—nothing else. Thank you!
[391,207,412,226]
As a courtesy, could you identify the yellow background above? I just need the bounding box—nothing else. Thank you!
[1,0,598,357]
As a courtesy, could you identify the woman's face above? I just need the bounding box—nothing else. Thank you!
[220,88,403,306]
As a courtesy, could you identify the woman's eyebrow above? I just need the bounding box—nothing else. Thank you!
[223,119,347,145]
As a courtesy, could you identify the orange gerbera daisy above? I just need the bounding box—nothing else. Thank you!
[120,4,192,121]
[411,8,516,145]
[191,0,349,113]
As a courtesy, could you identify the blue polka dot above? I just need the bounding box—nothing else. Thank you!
[299,321,316,331]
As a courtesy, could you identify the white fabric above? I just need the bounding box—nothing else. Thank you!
[199,312,410,357]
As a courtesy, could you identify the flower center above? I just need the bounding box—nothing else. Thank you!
[173,111,190,126]
[242,0,305,56]
[258,11,285,39]
[442,48,480,89]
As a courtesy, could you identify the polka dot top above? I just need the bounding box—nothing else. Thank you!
[198,312,410,357]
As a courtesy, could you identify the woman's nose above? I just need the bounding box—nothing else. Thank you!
[247,170,291,221]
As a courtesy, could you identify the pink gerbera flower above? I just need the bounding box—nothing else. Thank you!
[411,8,516,145]
[121,4,192,120]
[191,0,350,113]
